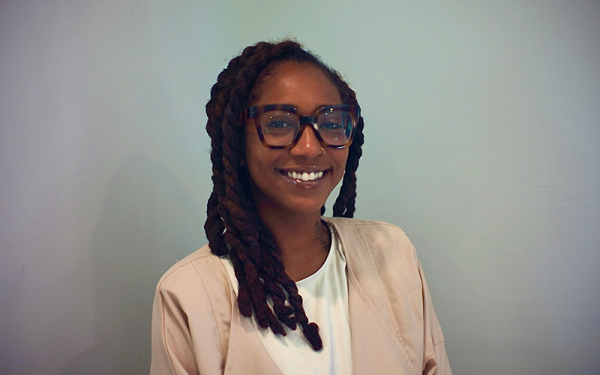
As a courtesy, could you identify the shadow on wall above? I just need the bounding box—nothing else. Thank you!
[61,155,205,374]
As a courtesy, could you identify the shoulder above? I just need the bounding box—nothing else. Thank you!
[324,217,414,256]
[154,244,234,346]
[324,217,408,235]
[155,244,232,304]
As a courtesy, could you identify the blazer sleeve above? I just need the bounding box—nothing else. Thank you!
[150,273,199,375]
[150,251,233,375]
[418,258,452,375]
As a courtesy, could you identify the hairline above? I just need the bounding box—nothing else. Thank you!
[249,59,347,108]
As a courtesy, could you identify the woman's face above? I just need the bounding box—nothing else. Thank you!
[245,61,349,218]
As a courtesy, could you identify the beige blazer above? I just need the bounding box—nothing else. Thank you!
[151,218,452,374]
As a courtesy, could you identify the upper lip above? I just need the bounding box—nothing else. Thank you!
[276,166,329,173]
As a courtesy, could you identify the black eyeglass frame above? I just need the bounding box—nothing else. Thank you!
[242,104,361,149]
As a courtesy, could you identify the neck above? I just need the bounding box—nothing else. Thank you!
[257,206,331,282]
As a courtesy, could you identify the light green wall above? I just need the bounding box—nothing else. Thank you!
[1,1,599,374]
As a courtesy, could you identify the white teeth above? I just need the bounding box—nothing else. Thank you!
[286,171,325,181]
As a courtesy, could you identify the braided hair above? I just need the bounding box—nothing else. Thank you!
[204,40,365,351]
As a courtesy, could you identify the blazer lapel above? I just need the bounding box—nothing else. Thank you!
[224,300,284,374]
[327,218,417,375]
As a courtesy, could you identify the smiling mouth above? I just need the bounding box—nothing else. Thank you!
[278,170,328,181]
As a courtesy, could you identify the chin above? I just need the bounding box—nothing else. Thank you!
[281,199,327,216]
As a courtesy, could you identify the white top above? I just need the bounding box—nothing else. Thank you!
[220,226,353,375]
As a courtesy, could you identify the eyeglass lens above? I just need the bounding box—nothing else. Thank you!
[258,109,354,147]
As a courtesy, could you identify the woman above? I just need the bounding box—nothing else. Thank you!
[151,40,451,374]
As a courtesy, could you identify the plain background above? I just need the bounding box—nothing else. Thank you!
[1,0,599,374]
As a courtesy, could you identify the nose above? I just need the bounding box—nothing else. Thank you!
[289,125,323,159]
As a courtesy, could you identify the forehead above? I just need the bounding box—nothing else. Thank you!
[253,62,342,113]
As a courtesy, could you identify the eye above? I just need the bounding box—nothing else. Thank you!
[264,120,295,136]
[266,119,294,129]
[262,114,297,136]
[318,110,353,133]
[320,121,344,132]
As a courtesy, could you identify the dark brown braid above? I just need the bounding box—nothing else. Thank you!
[204,40,365,351]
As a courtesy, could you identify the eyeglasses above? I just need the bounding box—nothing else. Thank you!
[242,104,361,149]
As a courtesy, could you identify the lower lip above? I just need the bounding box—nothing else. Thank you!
[279,171,329,188]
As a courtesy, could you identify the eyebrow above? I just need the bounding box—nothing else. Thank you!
[263,103,344,116]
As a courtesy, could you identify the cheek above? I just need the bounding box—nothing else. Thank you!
[332,149,350,183]
[245,137,278,187]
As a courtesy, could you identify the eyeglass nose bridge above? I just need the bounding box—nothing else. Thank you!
[294,116,327,146]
